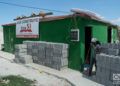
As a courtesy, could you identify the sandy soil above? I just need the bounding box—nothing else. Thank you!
[0,57,72,86]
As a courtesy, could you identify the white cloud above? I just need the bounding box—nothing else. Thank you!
[111,18,120,25]
[71,8,104,19]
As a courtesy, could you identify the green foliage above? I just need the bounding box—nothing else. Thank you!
[0,75,34,86]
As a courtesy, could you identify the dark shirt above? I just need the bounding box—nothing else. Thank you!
[95,44,101,54]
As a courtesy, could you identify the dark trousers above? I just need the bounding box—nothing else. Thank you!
[89,58,97,76]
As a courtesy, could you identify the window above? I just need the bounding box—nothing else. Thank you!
[71,29,79,41]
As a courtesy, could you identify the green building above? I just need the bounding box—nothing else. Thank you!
[2,10,119,71]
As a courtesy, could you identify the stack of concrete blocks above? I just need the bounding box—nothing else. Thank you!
[101,43,120,56]
[51,43,68,70]
[23,41,69,70]
[14,44,33,64]
[96,43,120,86]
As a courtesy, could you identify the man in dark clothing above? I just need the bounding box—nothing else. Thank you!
[89,38,101,76]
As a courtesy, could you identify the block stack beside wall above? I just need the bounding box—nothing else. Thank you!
[100,43,120,56]
[14,44,33,64]
[96,43,120,86]
[14,41,69,70]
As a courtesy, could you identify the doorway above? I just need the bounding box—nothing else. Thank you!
[85,26,92,64]
[108,26,112,43]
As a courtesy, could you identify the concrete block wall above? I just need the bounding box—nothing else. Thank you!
[101,43,120,56]
[96,43,120,86]
[15,41,69,70]
[14,44,33,64]
[96,54,120,86]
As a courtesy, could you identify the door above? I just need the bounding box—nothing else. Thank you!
[4,28,14,53]
[85,26,92,64]
[108,26,112,43]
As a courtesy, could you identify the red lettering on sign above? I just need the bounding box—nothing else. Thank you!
[20,24,32,32]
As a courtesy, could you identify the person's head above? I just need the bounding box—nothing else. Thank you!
[91,38,97,42]
[91,38,97,45]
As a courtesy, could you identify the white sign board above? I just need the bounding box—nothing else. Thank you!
[16,17,39,38]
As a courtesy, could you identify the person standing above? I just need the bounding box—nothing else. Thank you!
[89,38,101,76]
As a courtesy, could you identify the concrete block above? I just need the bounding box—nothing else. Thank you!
[100,47,108,54]
[107,49,120,56]
[53,49,68,58]
[32,49,39,54]
[15,44,27,49]
[61,58,68,66]
[113,56,120,64]
[32,56,39,62]
[27,49,32,55]
[105,81,113,86]
[53,43,68,50]
[45,48,53,57]
[15,52,27,58]
[15,48,27,53]
[105,69,111,80]
[105,57,111,69]
[14,58,20,63]
[27,45,33,49]
[97,54,107,68]
[37,52,46,59]
[32,45,39,49]
[19,55,33,64]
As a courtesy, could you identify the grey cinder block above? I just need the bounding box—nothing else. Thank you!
[19,55,33,64]
[15,48,27,53]
[15,52,27,58]
[14,58,20,63]
[107,49,120,56]
[15,44,27,49]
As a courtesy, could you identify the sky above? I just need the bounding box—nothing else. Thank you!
[0,0,120,27]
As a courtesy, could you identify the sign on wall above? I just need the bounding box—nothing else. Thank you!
[16,17,39,38]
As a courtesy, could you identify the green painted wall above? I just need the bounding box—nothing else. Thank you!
[40,19,70,43]
[112,28,118,43]
[3,25,16,53]
[3,16,118,71]
[91,24,108,43]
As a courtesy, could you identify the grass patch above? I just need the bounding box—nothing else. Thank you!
[0,75,34,86]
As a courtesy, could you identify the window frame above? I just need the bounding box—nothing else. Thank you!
[71,29,80,42]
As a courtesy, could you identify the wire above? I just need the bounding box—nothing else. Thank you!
[0,1,70,14]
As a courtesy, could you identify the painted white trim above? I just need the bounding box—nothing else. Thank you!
[71,29,79,42]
